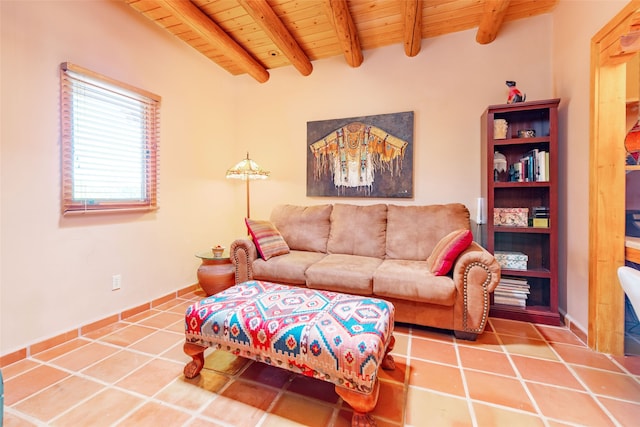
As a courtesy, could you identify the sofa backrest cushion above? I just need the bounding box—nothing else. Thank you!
[270,204,333,252]
[386,204,471,261]
[327,204,387,258]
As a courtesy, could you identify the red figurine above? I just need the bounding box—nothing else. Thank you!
[506,81,526,103]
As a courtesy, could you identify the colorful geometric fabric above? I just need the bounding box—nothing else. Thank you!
[185,280,394,394]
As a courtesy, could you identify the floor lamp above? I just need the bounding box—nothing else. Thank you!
[225,152,270,219]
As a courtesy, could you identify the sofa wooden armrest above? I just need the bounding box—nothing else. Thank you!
[230,238,258,284]
[451,242,501,339]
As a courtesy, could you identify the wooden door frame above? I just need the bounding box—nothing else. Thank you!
[589,1,640,354]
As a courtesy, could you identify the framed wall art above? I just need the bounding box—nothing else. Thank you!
[306,111,414,198]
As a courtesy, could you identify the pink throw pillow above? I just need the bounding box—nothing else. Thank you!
[245,218,290,260]
[427,229,473,276]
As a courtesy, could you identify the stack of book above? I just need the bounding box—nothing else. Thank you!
[532,206,550,227]
[493,276,530,307]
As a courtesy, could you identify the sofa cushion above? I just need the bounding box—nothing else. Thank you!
[385,204,471,261]
[305,254,382,295]
[245,218,290,260]
[327,204,387,258]
[252,250,327,285]
[270,204,333,252]
[427,229,473,276]
[373,259,456,305]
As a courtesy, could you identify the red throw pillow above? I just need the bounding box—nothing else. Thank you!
[427,229,473,276]
[245,218,290,260]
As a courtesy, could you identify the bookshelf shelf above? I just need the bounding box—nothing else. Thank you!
[481,99,561,325]
[494,137,550,146]
[494,182,551,188]
[494,226,551,234]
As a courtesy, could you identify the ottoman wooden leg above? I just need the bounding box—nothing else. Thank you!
[381,334,396,371]
[183,342,207,379]
[335,379,380,427]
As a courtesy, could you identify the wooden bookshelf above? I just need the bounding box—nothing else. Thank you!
[481,99,562,325]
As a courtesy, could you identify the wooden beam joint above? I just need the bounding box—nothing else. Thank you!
[238,0,313,76]
[323,0,363,68]
[476,0,511,45]
[163,0,269,83]
[402,0,423,57]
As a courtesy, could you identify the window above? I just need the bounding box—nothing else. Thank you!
[60,62,160,214]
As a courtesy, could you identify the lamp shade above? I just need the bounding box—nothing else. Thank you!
[225,152,269,219]
[225,152,270,180]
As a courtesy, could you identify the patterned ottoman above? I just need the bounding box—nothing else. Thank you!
[183,280,396,426]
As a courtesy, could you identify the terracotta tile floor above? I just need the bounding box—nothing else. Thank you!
[2,290,640,427]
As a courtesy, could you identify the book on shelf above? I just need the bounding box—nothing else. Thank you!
[513,150,549,182]
[495,288,529,297]
[499,275,529,283]
[524,149,538,182]
[498,276,529,289]
[494,295,527,307]
[537,150,549,181]
[532,206,549,217]
[532,206,550,228]
[495,285,530,294]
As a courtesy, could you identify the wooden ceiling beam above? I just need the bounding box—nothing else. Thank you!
[476,0,511,45]
[402,0,423,57]
[237,0,313,76]
[323,0,363,67]
[162,0,269,83]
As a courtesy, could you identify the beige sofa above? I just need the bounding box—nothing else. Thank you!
[230,203,501,340]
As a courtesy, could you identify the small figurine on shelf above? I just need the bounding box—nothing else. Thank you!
[506,81,526,104]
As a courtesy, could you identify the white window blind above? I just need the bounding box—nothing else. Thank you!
[60,62,160,214]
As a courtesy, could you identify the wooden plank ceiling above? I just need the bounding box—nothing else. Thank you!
[125,0,558,82]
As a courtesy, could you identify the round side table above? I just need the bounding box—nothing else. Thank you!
[196,250,235,296]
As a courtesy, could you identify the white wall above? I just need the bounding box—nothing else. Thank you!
[551,0,629,332]
[0,0,240,354]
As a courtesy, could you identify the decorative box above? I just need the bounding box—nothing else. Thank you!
[533,218,549,228]
[494,208,529,227]
[494,251,528,270]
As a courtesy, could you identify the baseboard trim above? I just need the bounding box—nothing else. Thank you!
[559,310,588,346]
[0,283,200,367]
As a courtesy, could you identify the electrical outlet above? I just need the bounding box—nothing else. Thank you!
[112,274,122,291]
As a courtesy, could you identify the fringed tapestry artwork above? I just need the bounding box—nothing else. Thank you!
[185,280,395,393]
[307,111,414,197]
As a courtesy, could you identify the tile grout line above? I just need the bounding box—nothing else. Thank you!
[44,299,202,426]
[452,334,479,427]
[6,311,189,418]
[5,309,638,426]
[489,320,550,427]
[402,326,414,426]
[606,351,640,383]
[534,325,624,427]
